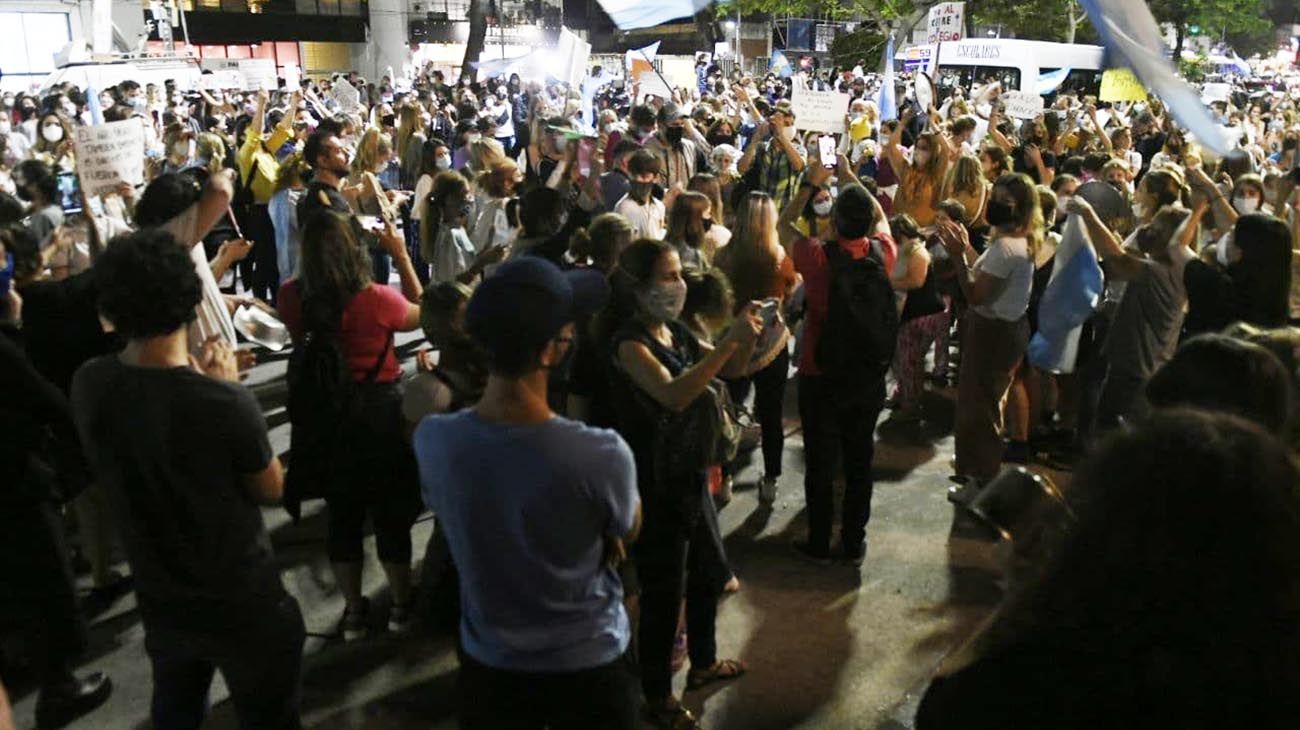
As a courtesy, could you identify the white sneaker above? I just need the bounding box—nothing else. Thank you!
[758,475,778,504]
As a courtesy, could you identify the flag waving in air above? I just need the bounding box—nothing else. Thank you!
[770,51,793,79]
[878,34,897,122]
[625,42,673,101]
[1076,0,1231,155]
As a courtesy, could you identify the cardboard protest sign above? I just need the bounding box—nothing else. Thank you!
[331,79,362,112]
[790,85,851,134]
[197,70,243,90]
[74,120,145,196]
[238,59,279,91]
[1099,68,1147,102]
[926,2,965,44]
[1002,90,1045,120]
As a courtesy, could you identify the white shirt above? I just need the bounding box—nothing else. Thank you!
[615,195,666,241]
[471,196,513,253]
[161,204,238,353]
[971,235,1034,322]
[431,225,478,284]
[411,173,434,221]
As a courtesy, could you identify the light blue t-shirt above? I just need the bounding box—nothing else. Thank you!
[414,410,639,672]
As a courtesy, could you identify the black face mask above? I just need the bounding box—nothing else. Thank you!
[665,126,684,146]
[986,199,1016,228]
[630,181,654,201]
[708,132,735,147]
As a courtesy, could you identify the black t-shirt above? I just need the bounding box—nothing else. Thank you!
[70,356,283,626]
[1135,131,1167,169]
[17,270,119,393]
[1012,146,1057,184]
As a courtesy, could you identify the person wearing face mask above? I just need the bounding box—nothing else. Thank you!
[419,171,505,284]
[1049,174,1079,235]
[614,150,668,240]
[33,114,74,173]
[884,118,955,227]
[236,89,298,303]
[938,173,1039,501]
[158,124,197,177]
[1067,198,1193,432]
[643,103,698,191]
[0,111,29,167]
[12,159,63,247]
[737,101,808,213]
[599,139,640,214]
[602,239,760,729]
[987,111,1055,186]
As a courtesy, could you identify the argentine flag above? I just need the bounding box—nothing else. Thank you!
[1027,215,1105,374]
[770,51,794,79]
[878,34,897,122]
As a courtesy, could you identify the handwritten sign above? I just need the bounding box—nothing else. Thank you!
[1099,68,1147,102]
[74,120,144,197]
[330,79,362,112]
[1201,82,1232,103]
[238,59,279,91]
[790,86,851,134]
[197,70,243,91]
[1001,90,1044,120]
[283,64,302,92]
[926,2,965,45]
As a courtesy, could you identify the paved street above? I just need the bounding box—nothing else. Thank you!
[9,334,1010,730]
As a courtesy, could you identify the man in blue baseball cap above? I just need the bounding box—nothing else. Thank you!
[412,257,641,728]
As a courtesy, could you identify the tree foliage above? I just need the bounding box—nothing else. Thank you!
[966,0,1096,44]
[1148,0,1272,60]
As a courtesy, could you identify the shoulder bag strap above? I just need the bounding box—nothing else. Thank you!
[363,336,393,385]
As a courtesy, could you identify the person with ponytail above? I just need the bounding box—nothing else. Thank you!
[569,212,633,274]
[937,173,1039,500]
[419,170,505,284]
[603,239,760,728]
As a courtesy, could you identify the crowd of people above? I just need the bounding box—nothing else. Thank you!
[4,52,1300,730]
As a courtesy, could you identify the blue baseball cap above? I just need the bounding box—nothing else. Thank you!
[466,256,609,358]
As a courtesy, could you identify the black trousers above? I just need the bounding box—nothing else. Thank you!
[457,650,638,730]
[797,374,885,555]
[636,485,725,701]
[726,347,790,478]
[144,594,305,730]
[0,498,87,685]
[248,203,279,304]
[326,384,422,564]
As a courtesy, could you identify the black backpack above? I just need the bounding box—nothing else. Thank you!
[816,239,899,392]
[283,320,390,521]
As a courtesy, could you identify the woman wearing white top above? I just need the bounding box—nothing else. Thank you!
[937,173,1039,496]
[470,159,522,254]
[418,171,505,284]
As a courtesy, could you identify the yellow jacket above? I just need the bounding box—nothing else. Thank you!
[238,125,293,205]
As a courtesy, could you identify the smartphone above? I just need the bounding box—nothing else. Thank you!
[818,135,837,168]
[577,137,596,177]
[356,215,385,232]
[56,172,82,215]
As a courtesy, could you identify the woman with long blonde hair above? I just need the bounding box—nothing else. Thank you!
[470,159,522,253]
[884,128,953,227]
[195,133,228,177]
[395,103,427,187]
[714,191,798,503]
[943,154,990,226]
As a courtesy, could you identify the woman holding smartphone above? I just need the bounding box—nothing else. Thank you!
[714,191,799,503]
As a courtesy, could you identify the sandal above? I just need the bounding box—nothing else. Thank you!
[643,697,704,729]
[686,658,747,690]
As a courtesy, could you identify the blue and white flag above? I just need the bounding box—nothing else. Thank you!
[1076,0,1232,155]
[1026,215,1105,374]
[85,82,104,126]
[1037,67,1071,96]
[595,0,711,30]
[878,34,897,122]
[770,51,794,79]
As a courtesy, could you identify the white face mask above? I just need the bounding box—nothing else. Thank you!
[812,198,833,217]
[100,97,114,110]
[638,279,688,322]
[435,155,452,170]
[0,120,10,135]
[42,124,64,143]
[61,102,76,118]
[913,149,931,166]
[780,126,796,142]
[172,139,195,158]
[1233,195,1260,215]
[1056,194,1072,216]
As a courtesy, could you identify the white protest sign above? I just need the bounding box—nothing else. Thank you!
[198,70,243,90]
[557,28,592,88]
[74,120,145,196]
[238,59,279,91]
[790,85,851,134]
[1201,82,1232,103]
[1001,90,1045,120]
[283,64,302,92]
[926,2,965,45]
[331,79,362,112]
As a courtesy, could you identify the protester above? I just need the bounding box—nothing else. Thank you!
[72,228,302,729]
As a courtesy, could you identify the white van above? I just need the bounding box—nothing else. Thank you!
[897,38,1105,98]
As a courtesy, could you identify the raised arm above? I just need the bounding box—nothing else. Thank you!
[617,310,759,413]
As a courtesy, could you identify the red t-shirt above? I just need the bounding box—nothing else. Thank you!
[278,281,410,383]
[792,233,898,376]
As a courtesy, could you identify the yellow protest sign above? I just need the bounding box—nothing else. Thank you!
[1100,68,1148,102]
